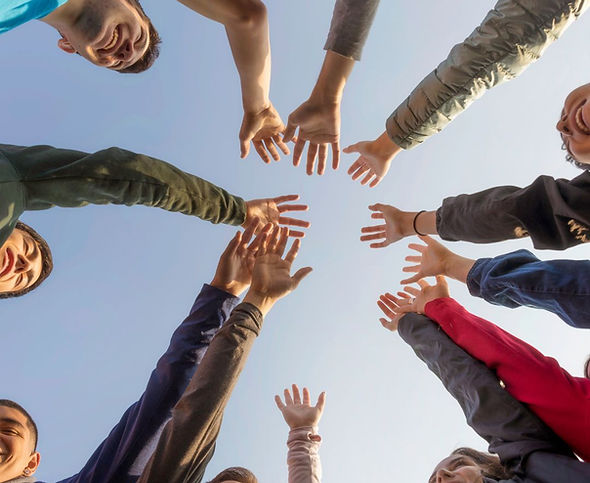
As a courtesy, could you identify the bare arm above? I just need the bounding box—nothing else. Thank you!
[177,0,287,162]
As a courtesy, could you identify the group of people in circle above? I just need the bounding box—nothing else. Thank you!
[2,0,590,481]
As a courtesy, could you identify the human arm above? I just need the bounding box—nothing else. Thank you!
[466,249,590,329]
[423,296,590,462]
[137,227,312,482]
[59,284,241,482]
[275,384,325,483]
[283,0,380,175]
[176,0,287,164]
[396,313,576,474]
[386,0,586,150]
[437,171,590,249]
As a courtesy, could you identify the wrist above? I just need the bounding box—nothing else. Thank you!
[311,50,355,101]
[210,279,248,297]
[374,131,402,159]
[243,289,276,316]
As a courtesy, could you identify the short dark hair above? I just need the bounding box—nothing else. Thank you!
[0,400,38,451]
[208,467,258,483]
[118,0,161,74]
[583,356,590,379]
[0,222,53,299]
[451,447,513,480]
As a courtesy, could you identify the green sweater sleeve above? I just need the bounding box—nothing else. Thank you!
[0,144,246,229]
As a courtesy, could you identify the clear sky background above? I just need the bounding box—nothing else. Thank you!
[2,1,590,481]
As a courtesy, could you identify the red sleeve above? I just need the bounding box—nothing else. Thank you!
[424,297,590,462]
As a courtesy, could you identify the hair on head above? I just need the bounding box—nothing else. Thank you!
[208,467,258,483]
[0,400,38,451]
[0,221,53,299]
[451,447,513,480]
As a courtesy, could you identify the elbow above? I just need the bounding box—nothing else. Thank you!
[226,0,267,30]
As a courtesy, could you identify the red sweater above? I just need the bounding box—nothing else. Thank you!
[424,297,590,462]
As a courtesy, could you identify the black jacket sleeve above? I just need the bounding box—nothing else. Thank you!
[436,171,590,249]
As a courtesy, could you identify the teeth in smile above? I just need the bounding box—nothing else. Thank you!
[104,28,119,50]
[575,106,590,134]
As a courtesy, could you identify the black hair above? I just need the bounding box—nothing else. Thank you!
[0,400,38,451]
[207,467,258,483]
[118,0,161,74]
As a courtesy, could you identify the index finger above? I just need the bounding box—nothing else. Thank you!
[274,194,300,204]
[278,204,309,213]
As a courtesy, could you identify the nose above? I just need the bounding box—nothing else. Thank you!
[116,39,134,61]
[14,253,32,273]
[436,469,453,482]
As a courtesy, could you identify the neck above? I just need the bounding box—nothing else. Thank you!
[39,0,82,29]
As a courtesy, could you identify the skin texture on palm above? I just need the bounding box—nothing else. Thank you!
[243,226,313,316]
[244,195,310,238]
[401,235,476,285]
[344,131,401,187]
[275,384,326,431]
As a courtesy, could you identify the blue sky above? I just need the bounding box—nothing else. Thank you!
[2,0,590,481]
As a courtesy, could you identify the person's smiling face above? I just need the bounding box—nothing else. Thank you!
[57,0,151,71]
[0,406,40,481]
[556,83,590,165]
[0,228,43,295]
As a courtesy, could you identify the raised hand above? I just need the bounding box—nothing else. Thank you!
[244,195,310,237]
[210,218,269,296]
[344,132,401,188]
[377,291,416,332]
[240,103,290,164]
[361,204,414,248]
[403,276,450,314]
[275,384,326,430]
[244,226,313,315]
[283,99,340,175]
[401,235,455,285]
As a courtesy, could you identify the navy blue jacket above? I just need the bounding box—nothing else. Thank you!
[467,249,590,328]
[35,284,239,483]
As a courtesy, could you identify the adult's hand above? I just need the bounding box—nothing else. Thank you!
[211,218,270,296]
[344,132,401,187]
[243,226,312,315]
[240,103,290,164]
[275,384,326,430]
[402,276,450,314]
[361,204,415,248]
[401,235,455,285]
[283,98,341,175]
[244,195,310,237]
[377,291,415,332]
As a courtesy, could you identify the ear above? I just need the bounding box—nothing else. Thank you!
[57,36,76,54]
[26,452,41,475]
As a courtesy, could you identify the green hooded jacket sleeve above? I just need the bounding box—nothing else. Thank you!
[386,0,588,150]
[0,144,246,247]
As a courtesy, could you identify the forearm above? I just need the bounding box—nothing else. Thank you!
[386,0,585,149]
[466,250,590,328]
[287,427,322,483]
[138,303,263,483]
[309,50,355,104]
[424,297,590,462]
[324,0,380,61]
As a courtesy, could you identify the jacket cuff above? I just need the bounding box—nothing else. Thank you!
[287,426,322,445]
[465,258,491,298]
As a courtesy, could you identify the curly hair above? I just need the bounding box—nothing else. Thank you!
[0,221,53,299]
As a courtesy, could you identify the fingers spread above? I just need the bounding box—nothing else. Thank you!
[332,143,340,170]
[274,226,289,256]
[302,386,311,406]
[292,266,313,285]
[293,138,306,166]
[371,212,385,220]
[285,238,301,264]
[253,140,271,164]
[273,134,290,155]
[284,388,294,406]
[278,216,311,228]
[361,225,386,233]
[264,138,281,162]
[274,394,285,410]
[316,391,326,411]
[318,145,327,175]
[278,203,309,213]
[347,158,363,175]
[274,194,300,204]
[292,384,302,405]
[306,144,318,176]
[408,243,426,254]
[360,233,385,242]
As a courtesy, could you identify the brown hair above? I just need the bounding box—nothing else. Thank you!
[451,447,514,479]
[208,467,258,483]
[0,399,38,451]
[0,222,53,299]
[118,0,161,74]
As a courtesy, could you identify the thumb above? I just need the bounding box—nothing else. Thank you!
[315,391,327,412]
[240,137,250,159]
[283,120,297,143]
[435,274,448,288]
[292,266,313,286]
[342,142,361,154]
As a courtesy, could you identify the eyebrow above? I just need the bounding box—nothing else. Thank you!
[0,418,25,429]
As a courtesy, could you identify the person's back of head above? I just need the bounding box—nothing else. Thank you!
[208,466,258,483]
[430,447,513,482]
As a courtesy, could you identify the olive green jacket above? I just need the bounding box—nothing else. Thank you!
[386,0,588,149]
[0,144,246,247]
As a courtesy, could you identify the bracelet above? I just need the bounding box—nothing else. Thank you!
[412,210,427,236]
